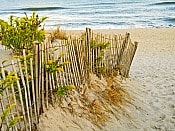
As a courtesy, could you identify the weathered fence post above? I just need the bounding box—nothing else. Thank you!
[23,50,33,127]
[11,60,28,130]
[125,41,138,77]
[29,58,38,123]
[116,33,130,77]
[85,28,91,86]
[33,42,40,120]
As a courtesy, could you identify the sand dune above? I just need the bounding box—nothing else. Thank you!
[1,28,175,130]
[39,28,175,130]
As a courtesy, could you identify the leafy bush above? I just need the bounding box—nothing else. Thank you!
[0,12,48,53]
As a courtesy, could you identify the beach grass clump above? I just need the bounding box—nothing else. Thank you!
[78,96,109,128]
[90,76,132,122]
[50,27,68,42]
[105,77,130,107]
[60,75,132,128]
[0,12,48,54]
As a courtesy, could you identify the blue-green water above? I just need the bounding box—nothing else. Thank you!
[0,0,175,29]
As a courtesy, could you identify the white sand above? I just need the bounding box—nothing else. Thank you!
[128,28,175,130]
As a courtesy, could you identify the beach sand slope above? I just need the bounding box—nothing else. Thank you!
[1,28,174,130]
[39,28,175,130]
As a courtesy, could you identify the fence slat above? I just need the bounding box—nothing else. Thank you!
[23,50,33,128]
[17,58,31,131]
[34,44,40,117]
[0,64,12,130]
[44,40,49,109]
[29,58,38,123]
[11,60,28,130]
[41,43,45,112]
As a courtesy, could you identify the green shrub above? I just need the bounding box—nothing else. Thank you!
[45,53,70,74]
[57,85,76,96]
[0,12,48,54]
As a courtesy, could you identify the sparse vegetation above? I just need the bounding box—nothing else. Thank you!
[45,53,70,74]
[49,27,68,42]
[57,85,75,96]
[90,40,110,78]
[0,104,23,130]
[0,70,23,130]
[0,71,19,95]
[59,75,132,128]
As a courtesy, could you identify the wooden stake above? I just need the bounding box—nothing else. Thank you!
[17,58,31,130]
[11,60,28,130]
[30,58,38,122]
[34,44,40,118]
[23,49,33,126]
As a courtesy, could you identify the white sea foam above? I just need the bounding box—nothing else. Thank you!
[0,0,175,29]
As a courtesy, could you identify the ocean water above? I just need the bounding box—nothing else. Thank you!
[0,0,175,30]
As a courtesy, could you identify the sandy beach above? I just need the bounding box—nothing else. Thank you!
[1,28,175,130]
[37,28,175,130]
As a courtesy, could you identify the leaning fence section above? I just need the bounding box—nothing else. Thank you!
[85,28,137,78]
[0,28,138,130]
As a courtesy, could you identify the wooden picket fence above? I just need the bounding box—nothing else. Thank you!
[0,28,138,130]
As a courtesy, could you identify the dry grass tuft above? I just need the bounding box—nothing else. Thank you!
[59,75,132,128]
[80,97,109,127]
[50,27,68,41]
[104,77,131,108]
